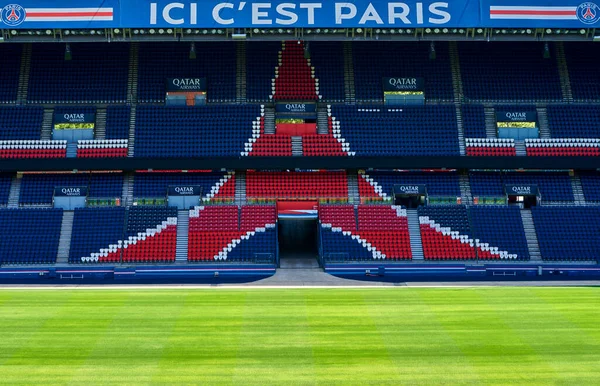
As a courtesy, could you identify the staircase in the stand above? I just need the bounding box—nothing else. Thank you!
[317,107,329,134]
[537,107,551,139]
[235,171,247,205]
[264,107,276,134]
[17,43,32,103]
[514,140,527,156]
[176,210,189,262]
[347,172,360,204]
[459,173,472,204]
[520,209,542,262]
[56,211,74,264]
[455,105,465,155]
[128,106,136,156]
[448,41,464,102]
[342,41,356,104]
[94,108,107,140]
[406,209,424,260]
[484,106,497,138]
[7,175,22,208]
[122,173,134,206]
[41,108,54,140]
[236,41,247,103]
[66,143,77,158]
[571,174,586,205]
[291,136,303,156]
[127,42,139,103]
[554,42,573,103]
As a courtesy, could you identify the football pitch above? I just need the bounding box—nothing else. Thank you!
[0,287,599,385]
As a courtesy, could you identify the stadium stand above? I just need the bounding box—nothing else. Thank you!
[547,105,600,138]
[0,174,13,206]
[134,105,259,157]
[19,173,123,205]
[132,172,234,200]
[468,206,529,260]
[465,138,516,156]
[123,206,178,263]
[358,171,461,199]
[469,172,574,201]
[27,43,129,103]
[525,138,600,156]
[272,41,319,100]
[532,206,600,261]
[246,171,348,199]
[330,105,460,156]
[579,172,600,202]
[0,140,67,159]
[0,44,22,103]
[69,207,126,263]
[0,106,44,140]
[309,42,345,102]
[352,41,454,101]
[76,139,129,158]
[105,106,131,139]
[246,42,281,102]
[564,42,600,101]
[458,42,562,101]
[462,104,487,138]
[137,42,236,103]
[0,208,63,264]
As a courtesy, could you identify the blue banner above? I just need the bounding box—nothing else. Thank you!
[1,0,599,28]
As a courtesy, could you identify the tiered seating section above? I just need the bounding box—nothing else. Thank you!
[352,41,454,101]
[309,42,345,102]
[532,206,600,261]
[525,139,600,156]
[469,172,574,201]
[459,42,562,101]
[0,209,63,264]
[579,173,600,202]
[27,43,129,103]
[70,207,126,263]
[331,105,459,156]
[0,173,12,206]
[135,105,259,158]
[106,106,131,139]
[122,207,178,263]
[564,43,600,101]
[0,107,43,140]
[462,104,487,138]
[272,41,319,100]
[133,172,234,201]
[359,171,461,199]
[188,205,276,262]
[246,171,348,199]
[76,140,128,158]
[246,42,281,102]
[466,138,516,156]
[547,105,600,138]
[468,206,529,260]
[0,140,67,159]
[320,205,411,261]
[0,44,22,103]
[137,42,236,103]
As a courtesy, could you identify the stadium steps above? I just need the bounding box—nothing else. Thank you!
[448,41,465,101]
[459,173,472,204]
[236,41,247,103]
[347,172,360,204]
[571,174,586,206]
[41,108,54,140]
[56,210,74,264]
[520,209,542,262]
[17,43,32,104]
[176,210,189,261]
[455,105,466,155]
[94,108,107,140]
[235,171,247,205]
[127,42,139,103]
[484,106,497,138]
[537,107,551,139]
[7,174,22,208]
[122,173,134,206]
[128,105,136,156]
[264,107,275,134]
[514,140,527,156]
[66,143,77,158]
[317,106,329,134]
[406,209,424,260]
[554,42,574,102]
[342,41,356,104]
[291,136,303,156]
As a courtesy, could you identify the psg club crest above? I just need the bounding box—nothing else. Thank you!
[1,4,26,26]
[577,2,600,24]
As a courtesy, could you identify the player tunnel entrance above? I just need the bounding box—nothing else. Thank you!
[276,201,319,260]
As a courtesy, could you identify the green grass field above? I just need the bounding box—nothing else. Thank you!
[0,288,599,385]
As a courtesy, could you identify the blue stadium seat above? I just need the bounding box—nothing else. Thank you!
[462,104,487,138]
[564,43,600,101]
[105,106,131,139]
[332,105,460,156]
[0,44,22,103]
[225,227,277,263]
[27,43,129,103]
[134,105,259,157]
[20,173,123,205]
[0,173,11,206]
[532,206,600,261]
[0,106,44,140]
[320,226,375,262]
[418,205,471,236]
[137,42,236,103]
[459,42,562,101]
[310,42,345,102]
[579,172,600,202]
[246,41,281,102]
[69,207,126,263]
[0,208,63,264]
[468,206,529,260]
[547,104,600,138]
[353,41,453,101]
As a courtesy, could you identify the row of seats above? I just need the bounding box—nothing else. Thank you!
[466,138,516,156]
[525,138,600,156]
[76,140,128,158]
[246,171,348,199]
[470,172,574,201]
[0,140,67,159]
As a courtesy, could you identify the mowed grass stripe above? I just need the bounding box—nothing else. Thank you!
[0,288,598,385]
